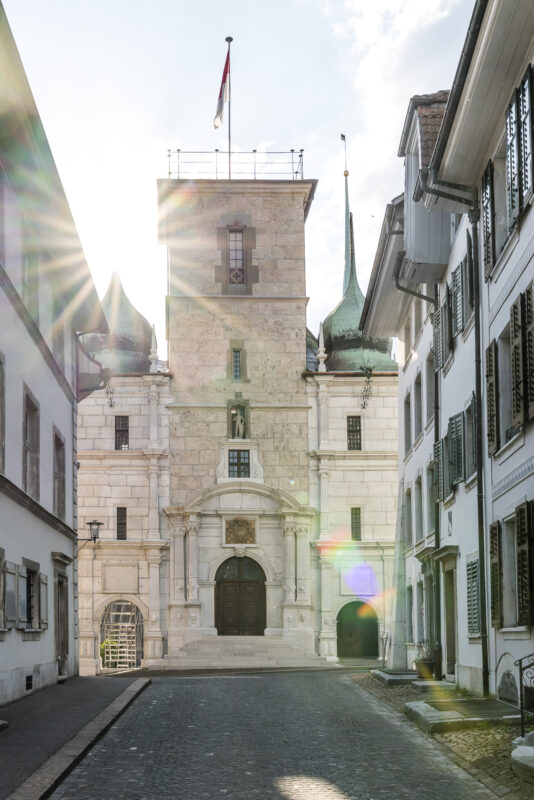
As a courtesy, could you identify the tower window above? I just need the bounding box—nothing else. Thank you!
[229,231,245,284]
[351,508,361,541]
[347,416,361,450]
[117,507,127,540]
[232,349,242,380]
[115,416,129,450]
[228,449,250,478]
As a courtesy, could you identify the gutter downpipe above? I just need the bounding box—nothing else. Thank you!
[417,168,489,696]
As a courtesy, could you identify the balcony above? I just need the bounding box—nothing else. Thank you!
[166,149,304,181]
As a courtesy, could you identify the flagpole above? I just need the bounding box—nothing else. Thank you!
[226,36,233,179]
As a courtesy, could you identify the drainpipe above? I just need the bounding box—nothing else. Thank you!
[469,204,490,697]
[433,283,442,680]
[392,251,435,305]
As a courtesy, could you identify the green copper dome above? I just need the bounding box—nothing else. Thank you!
[322,176,397,372]
[81,274,152,374]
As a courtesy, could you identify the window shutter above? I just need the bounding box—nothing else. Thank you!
[515,502,533,626]
[452,264,464,335]
[486,340,499,455]
[466,229,474,310]
[510,294,526,428]
[519,66,533,207]
[448,413,465,485]
[506,93,521,231]
[482,161,495,278]
[466,559,480,636]
[444,285,453,356]
[525,284,534,422]
[39,573,48,629]
[17,565,27,627]
[433,307,442,370]
[5,561,16,627]
[433,440,444,501]
[470,392,477,473]
[489,521,502,628]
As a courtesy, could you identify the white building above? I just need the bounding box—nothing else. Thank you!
[362,0,534,700]
[76,168,399,669]
[0,5,107,704]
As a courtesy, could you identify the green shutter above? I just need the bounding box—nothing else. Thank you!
[466,559,480,636]
[448,413,464,486]
[482,161,496,278]
[470,392,477,474]
[510,294,526,428]
[17,564,27,628]
[515,502,533,626]
[433,440,444,502]
[486,340,499,456]
[452,264,464,336]
[433,307,442,370]
[506,92,521,231]
[466,230,474,310]
[525,285,534,422]
[444,285,453,357]
[519,66,533,207]
[39,573,48,629]
[489,521,502,628]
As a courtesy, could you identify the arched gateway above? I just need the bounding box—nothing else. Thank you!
[336,601,378,658]
[215,556,266,636]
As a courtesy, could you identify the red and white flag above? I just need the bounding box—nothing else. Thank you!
[214,51,230,129]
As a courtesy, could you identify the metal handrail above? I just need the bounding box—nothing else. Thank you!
[166,149,304,181]
[514,651,534,737]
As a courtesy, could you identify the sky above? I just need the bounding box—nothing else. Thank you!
[3,0,474,357]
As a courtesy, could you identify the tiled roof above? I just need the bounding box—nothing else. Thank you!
[398,90,450,160]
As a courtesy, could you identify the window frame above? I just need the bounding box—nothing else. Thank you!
[22,387,40,501]
[117,506,127,540]
[228,449,250,478]
[115,415,129,450]
[347,415,362,451]
[350,507,361,541]
[53,428,66,520]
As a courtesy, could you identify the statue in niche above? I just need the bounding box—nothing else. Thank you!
[231,404,246,439]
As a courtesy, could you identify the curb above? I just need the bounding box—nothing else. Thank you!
[4,677,151,800]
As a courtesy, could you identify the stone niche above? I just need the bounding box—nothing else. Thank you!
[102,563,139,593]
[498,670,518,706]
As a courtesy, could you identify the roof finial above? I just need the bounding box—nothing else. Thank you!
[317,322,327,372]
[149,324,158,373]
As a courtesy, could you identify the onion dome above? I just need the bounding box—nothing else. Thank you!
[322,174,397,372]
[81,274,152,374]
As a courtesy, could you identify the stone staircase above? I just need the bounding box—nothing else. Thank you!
[146,635,339,671]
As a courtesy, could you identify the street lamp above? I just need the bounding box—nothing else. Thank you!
[78,520,103,548]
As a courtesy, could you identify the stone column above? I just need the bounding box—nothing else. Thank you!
[318,384,329,449]
[148,383,159,447]
[144,547,163,659]
[296,525,310,605]
[147,458,160,540]
[186,515,199,602]
[318,554,337,659]
[282,517,296,604]
[318,461,329,538]
[164,508,186,654]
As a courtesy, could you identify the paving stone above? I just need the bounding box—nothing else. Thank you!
[48,672,495,800]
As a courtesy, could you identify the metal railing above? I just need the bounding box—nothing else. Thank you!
[514,651,534,737]
[166,149,304,181]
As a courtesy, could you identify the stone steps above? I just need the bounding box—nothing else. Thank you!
[145,635,337,671]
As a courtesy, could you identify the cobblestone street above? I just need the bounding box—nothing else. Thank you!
[48,672,496,800]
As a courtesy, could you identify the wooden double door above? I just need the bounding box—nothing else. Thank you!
[215,557,266,636]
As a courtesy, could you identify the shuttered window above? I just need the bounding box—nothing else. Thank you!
[510,294,525,428]
[433,440,444,502]
[490,521,503,628]
[448,413,465,486]
[466,559,480,636]
[465,393,477,478]
[465,230,475,316]
[452,263,464,336]
[515,502,533,626]
[433,307,442,371]
[486,340,499,456]
[519,66,533,208]
[526,285,534,421]
[506,93,521,232]
[482,161,496,277]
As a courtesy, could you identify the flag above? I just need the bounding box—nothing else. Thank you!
[214,51,230,129]
[341,133,346,141]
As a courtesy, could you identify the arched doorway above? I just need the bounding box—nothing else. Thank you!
[336,601,378,658]
[215,556,266,636]
[100,601,143,669]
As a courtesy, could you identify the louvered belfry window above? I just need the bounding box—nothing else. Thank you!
[486,340,499,456]
[489,521,502,628]
[466,559,480,636]
[515,502,533,626]
[482,162,495,277]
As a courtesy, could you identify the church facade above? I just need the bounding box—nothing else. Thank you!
[77,172,398,671]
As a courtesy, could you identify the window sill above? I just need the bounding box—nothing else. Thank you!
[461,313,475,342]
[443,352,454,377]
[402,351,413,372]
[425,415,435,433]
[21,629,43,641]
[468,634,481,642]
[0,628,8,641]
[464,471,478,492]
[443,492,455,509]
[500,626,531,640]
[413,328,423,350]
[490,228,519,283]
[403,448,413,464]
[413,432,424,452]
[495,429,525,464]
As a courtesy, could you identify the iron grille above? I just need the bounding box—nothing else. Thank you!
[117,507,127,540]
[115,416,129,450]
[351,508,361,541]
[232,349,242,380]
[347,416,361,450]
